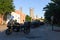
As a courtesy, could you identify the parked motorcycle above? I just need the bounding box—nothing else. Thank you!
[5,20,30,35]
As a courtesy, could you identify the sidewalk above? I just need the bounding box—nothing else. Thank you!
[0,25,7,32]
[44,24,60,40]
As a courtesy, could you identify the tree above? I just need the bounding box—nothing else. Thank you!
[43,3,56,23]
[0,0,15,21]
[43,0,60,25]
[25,15,31,22]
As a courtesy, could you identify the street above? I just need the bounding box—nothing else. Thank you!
[0,24,60,40]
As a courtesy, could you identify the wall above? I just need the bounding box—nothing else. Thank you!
[15,10,26,23]
[0,15,3,25]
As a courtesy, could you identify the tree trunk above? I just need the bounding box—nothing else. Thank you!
[2,14,7,25]
[0,14,3,25]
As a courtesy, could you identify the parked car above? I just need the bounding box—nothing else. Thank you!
[30,21,40,28]
[30,21,45,28]
[39,21,45,25]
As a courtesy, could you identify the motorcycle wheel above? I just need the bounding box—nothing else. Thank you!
[5,29,12,35]
[24,28,30,34]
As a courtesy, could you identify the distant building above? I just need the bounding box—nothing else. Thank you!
[30,8,35,21]
[30,8,34,19]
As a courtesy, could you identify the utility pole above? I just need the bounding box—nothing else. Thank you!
[51,16,54,31]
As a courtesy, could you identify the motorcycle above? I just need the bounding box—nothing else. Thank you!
[5,21,30,35]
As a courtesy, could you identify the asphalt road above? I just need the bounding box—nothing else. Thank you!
[0,24,60,40]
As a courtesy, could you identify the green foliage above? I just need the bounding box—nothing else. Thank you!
[0,0,15,21]
[43,0,60,25]
[25,15,31,22]
[43,3,56,22]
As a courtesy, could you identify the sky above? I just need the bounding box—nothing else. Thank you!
[13,0,51,18]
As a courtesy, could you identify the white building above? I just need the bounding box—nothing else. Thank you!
[6,12,20,24]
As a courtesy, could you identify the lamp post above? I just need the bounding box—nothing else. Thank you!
[51,16,54,31]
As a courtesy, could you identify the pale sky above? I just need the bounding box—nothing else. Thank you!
[13,0,51,18]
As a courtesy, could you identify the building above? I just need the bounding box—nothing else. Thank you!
[15,10,26,23]
[30,8,34,20]
[6,9,26,24]
[0,8,35,24]
[6,12,20,24]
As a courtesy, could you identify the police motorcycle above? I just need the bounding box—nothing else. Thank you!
[5,20,30,35]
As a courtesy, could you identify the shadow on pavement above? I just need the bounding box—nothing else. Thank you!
[53,30,60,32]
[25,36,41,39]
